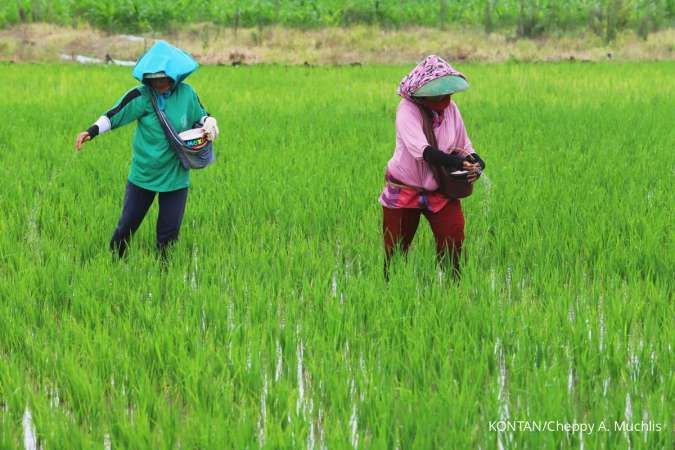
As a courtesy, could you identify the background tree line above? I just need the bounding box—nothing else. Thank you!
[1,0,673,42]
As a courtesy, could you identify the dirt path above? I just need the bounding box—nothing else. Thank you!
[1,23,672,65]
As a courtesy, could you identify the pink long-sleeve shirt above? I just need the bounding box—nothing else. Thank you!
[379,98,475,212]
[387,98,474,191]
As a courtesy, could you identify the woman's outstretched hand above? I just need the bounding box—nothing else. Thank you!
[75,131,91,151]
[203,117,219,141]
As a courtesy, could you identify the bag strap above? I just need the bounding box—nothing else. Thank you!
[417,104,438,149]
[149,93,194,169]
[416,104,448,192]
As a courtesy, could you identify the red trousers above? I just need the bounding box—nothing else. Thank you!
[382,200,465,276]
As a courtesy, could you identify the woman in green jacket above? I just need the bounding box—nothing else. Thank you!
[75,41,218,258]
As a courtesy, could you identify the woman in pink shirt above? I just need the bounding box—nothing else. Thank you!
[379,55,485,278]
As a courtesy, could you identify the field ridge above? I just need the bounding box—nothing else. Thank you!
[1,23,673,66]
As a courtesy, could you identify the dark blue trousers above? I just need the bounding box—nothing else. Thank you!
[110,181,188,257]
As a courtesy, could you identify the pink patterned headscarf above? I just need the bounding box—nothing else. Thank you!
[397,55,466,100]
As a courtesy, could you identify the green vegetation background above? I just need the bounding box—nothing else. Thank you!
[1,0,674,41]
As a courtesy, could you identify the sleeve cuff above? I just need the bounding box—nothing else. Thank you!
[86,125,99,138]
[470,152,486,170]
[88,115,112,139]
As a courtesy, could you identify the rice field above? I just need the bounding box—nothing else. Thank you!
[0,61,672,449]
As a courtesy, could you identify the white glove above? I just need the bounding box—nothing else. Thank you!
[203,117,219,141]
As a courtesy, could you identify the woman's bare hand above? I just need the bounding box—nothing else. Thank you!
[462,160,479,171]
[75,131,91,151]
[463,160,481,183]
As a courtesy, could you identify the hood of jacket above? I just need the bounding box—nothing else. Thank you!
[132,40,198,85]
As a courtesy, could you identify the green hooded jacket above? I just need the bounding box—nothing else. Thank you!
[87,41,207,192]
[88,84,206,191]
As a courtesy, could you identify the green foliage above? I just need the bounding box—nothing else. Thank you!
[0,0,672,39]
[0,62,673,448]
[636,0,673,39]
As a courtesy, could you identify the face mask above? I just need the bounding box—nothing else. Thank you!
[418,96,451,112]
[149,78,173,93]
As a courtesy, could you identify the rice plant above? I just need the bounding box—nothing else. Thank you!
[0,61,672,448]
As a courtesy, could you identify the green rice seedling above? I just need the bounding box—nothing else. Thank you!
[0,61,672,448]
